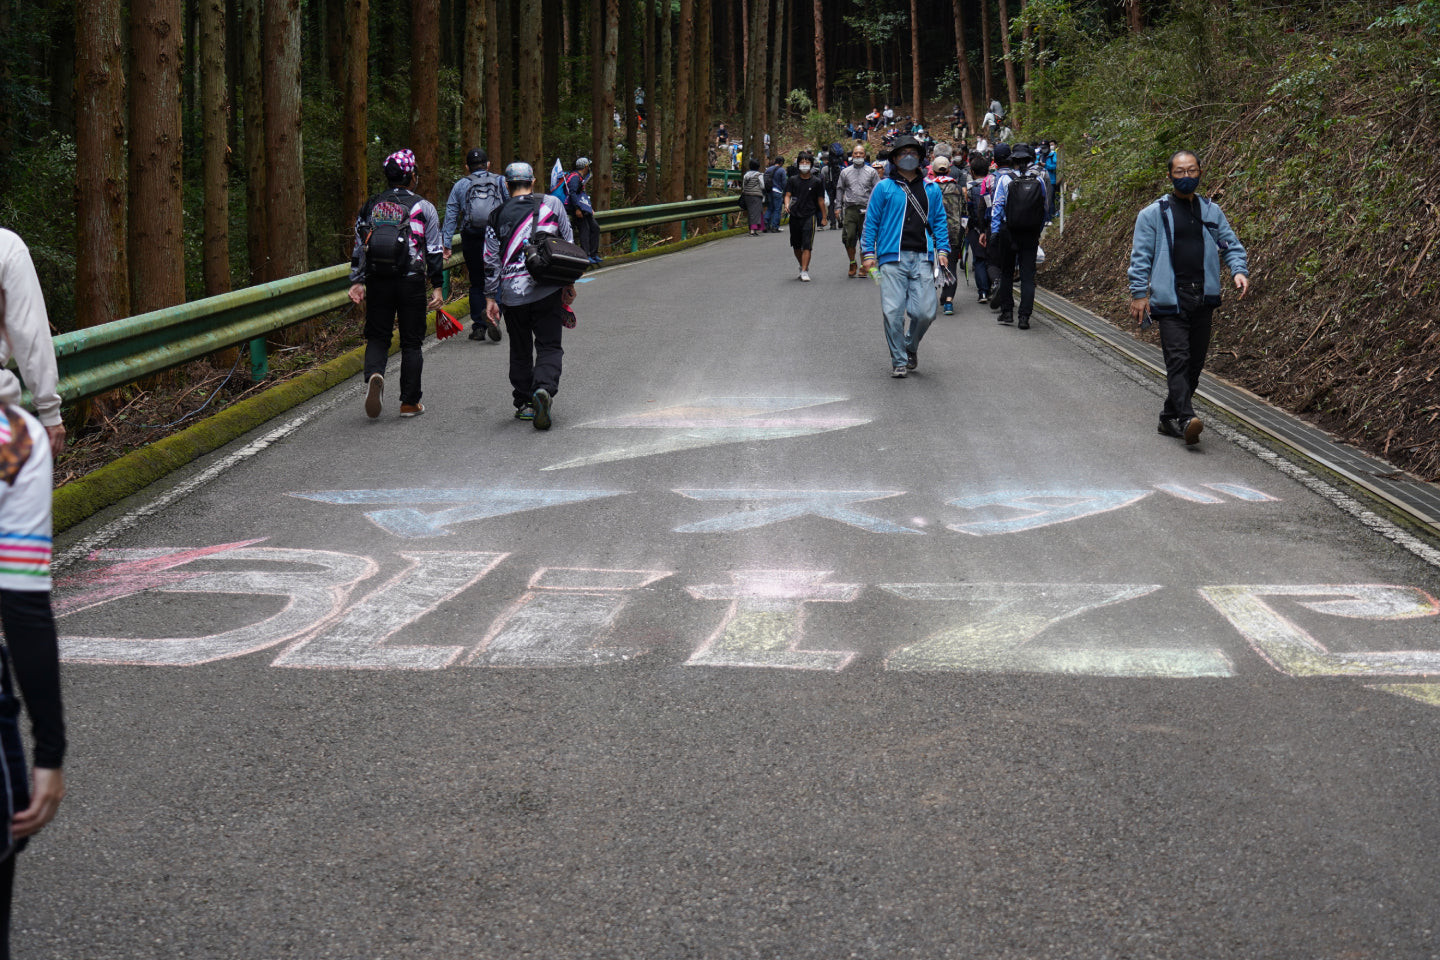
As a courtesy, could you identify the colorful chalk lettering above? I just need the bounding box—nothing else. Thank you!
[1198,584,1440,677]
[672,489,921,534]
[288,488,627,538]
[470,567,673,667]
[685,569,861,670]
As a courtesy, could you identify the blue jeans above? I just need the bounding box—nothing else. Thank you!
[878,252,938,368]
[766,192,784,231]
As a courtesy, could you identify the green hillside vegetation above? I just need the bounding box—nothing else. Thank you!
[1033,0,1440,480]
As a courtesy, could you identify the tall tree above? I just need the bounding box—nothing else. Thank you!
[669,0,694,207]
[590,2,604,168]
[689,0,712,200]
[411,0,440,178]
[128,0,187,313]
[1021,0,1034,109]
[980,0,993,110]
[597,0,619,210]
[813,0,827,114]
[342,0,370,256]
[1127,0,1142,34]
[768,0,784,125]
[241,0,267,284]
[74,0,129,330]
[744,0,767,168]
[644,0,658,203]
[622,0,639,199]
[325,0,345,93]
[659,0,674,202]
[997,0,1020,122]
[724,0,737,113]
[201,0,231,296]
[950,0,977,133]
[484,0,502,164]
[910,0,923,124]
[462,0,484,150]
[262,0,307,281]
[518,0,543,167]
[496,0,514,162]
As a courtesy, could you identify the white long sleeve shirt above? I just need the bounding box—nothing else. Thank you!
[0,230,62,427]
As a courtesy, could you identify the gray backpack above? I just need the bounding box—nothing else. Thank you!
[462,173,507,232]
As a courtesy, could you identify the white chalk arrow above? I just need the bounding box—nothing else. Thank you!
[542,397,870,471]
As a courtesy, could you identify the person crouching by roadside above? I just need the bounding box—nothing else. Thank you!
[1128,149,1250,446]
[349,149,445,419]
[484,163,578,431]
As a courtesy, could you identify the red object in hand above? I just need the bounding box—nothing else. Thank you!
[436,308,463,340]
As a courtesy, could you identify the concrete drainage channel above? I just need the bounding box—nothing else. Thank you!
[1033,286,1440,550]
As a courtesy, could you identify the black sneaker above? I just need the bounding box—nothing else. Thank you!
[514,403,536,421]
[532,389,553,430]
[486,318,502,342]
[468,328,485,341]
[1157,417,1183,438]
[1183,416,1204,445]
[977,290,989,303]
[906,349,917,371]
[998,312,1013,325]
[1017,316,1031,330]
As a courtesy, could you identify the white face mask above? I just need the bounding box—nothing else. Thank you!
[798,164,812,174]
[852,157,865,165]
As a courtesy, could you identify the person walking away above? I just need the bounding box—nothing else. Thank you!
[559,158,601,263]
[980,144,1016,311]
[350,150,445,418]
[767,157,788,233]
[783,151,828,281]
[837,143,880,278]
[1045,142,1060,218]
[965,154,994,304]
[929,155,966,315]
[822,151,844,230]
[988,142,1048,329]
[0,229,69,960]
[484,162,578,431]
[859,135,951,378]
[442,147,508,342]
[1128,150,1250,445]
[741,158,766,236]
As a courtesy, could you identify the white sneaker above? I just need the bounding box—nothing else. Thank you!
[800,271,811,282]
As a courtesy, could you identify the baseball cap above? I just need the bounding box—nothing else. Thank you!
[575,157,591,168]
[504,162,535,183]
[993,143,1012,162]
[466,147,488,169]
[931,155,951,171]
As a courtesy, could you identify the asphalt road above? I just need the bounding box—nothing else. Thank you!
[26,227,1440,959]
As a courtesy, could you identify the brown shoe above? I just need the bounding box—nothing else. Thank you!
[1183,416,1203,445]
[848,261,857,278]
[399,403,425,418]
[363,374,383,419]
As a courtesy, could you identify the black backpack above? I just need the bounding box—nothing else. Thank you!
[364,190,423,279]
[1004,172,1047,231]
[462,172,506,233]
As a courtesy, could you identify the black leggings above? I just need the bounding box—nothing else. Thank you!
[0,850,15,960]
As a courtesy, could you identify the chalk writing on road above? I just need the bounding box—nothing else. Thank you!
[948,482,1278,536]
[288,488,627,538]
[542,397,871,471]
[53,544,1440,707]
[673,489,920,535]
[880,582,1232,677]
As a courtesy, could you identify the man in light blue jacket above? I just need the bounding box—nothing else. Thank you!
[1128,150,1250,444]
[860,136,951,378]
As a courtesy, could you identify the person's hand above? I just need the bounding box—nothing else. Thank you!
[561,285,577,306]
[1234,274,1250,299]
[862,256,877,271]
[937,253,949,269]
[978,233,988,248]
[45,423,65,456]
[1130,297,1150,324]
[486,301,502,324]
[427,288,443,311]
[12,767,64,839]
[443,247,452,260]
[348,283,365,304]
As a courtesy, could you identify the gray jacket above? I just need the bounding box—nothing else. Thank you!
[1128,194,1249,315]
[483,193,575,307]
[443,169,508,242]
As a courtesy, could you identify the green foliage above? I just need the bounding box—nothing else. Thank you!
[0,134,77,326]
[786,89,815,116]
[1372,0,1440,33]
[842,0,907,45]
[802,110,845,153]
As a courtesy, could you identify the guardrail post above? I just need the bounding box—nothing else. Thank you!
[681,220,688,240]
[629,228,638,253]
[249,338,268,381]
[722,214,729,230]
[442,268,451,300]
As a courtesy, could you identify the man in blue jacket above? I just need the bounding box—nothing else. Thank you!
[1128,150,1250,445]
[859,135,951,378]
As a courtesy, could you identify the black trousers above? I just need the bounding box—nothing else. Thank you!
[0,851,13,960]
[1158,307,1214,421]
[363,276,427,405]
[967,229,990,294]
[573,213,600,259]
[991,227,1041,318]
[503,291,566,407]
[459,230,489,330]
[940,229,963,303]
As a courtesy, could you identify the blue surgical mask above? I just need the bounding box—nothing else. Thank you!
[1171,175,1200,195]
[896,155,921,172]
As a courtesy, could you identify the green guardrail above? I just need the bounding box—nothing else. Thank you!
[39,192,746,408]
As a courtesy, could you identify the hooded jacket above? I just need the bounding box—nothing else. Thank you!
[859,174,951,266]
[1128,194,1248,315]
